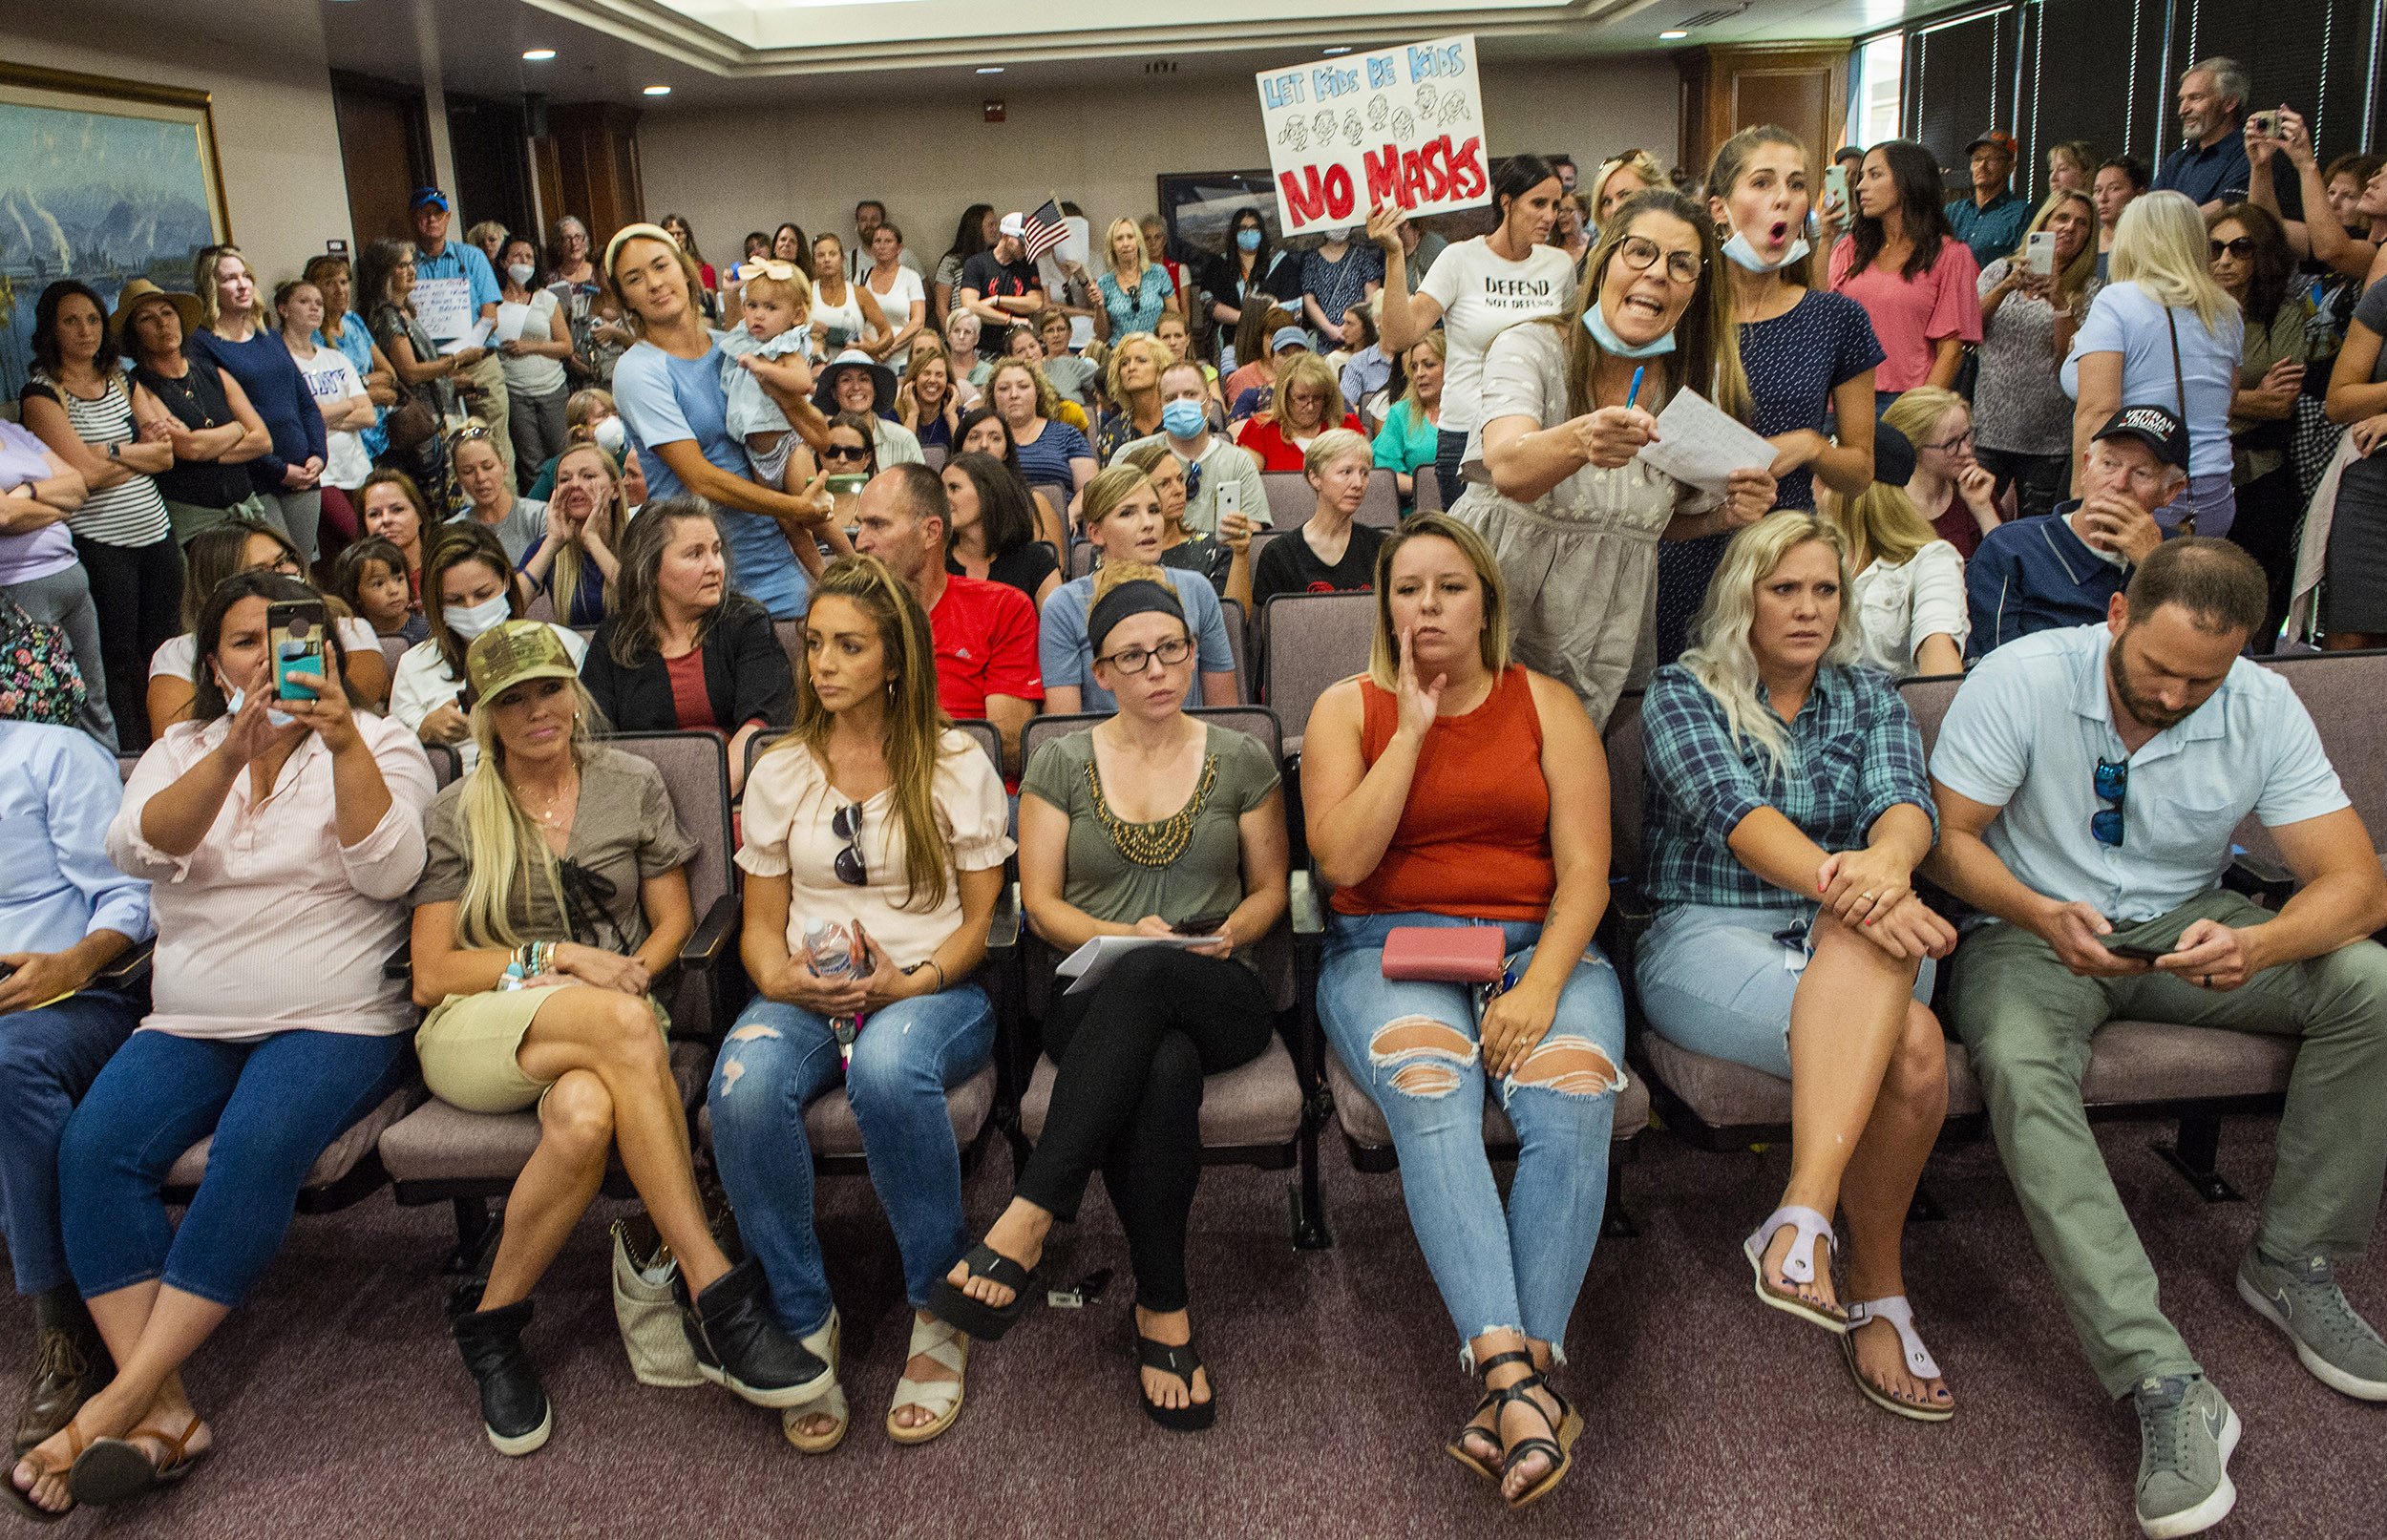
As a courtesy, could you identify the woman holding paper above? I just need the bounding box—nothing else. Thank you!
[1453,188,1778,728]
[931,564,1287,1434]
[707,555,1009,1453]
[496,237,575,490]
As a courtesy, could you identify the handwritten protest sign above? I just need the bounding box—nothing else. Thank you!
[1255,34,1489,237]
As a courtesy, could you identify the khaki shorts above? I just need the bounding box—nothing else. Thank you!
[417,985,667,1114]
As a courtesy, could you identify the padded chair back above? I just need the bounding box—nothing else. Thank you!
[1030,483,1073,522]
[379,635,413,681]
[523,587,557,625]
[1219,598,1248,701]
[750,722,1002,783]
[1069,540,1099,579]
[1261,591,1373,752]
[771,618,806,682]
[1260,473,1314,529]
[603,731,734,947]
[1896,674,1965,759]
[2242,652,2387,860]
[1247,528,1285,578]
[116,752,139,783]
[921,444,948,471]
[1603,692,1646,880]
[1411,469,1445,514]
[424,743,461,789]
[1355,468,1400,529]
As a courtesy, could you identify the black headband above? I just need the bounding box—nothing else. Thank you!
[1087,579,1186,657]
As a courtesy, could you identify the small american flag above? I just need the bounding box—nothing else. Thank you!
[1021,199,1069,262]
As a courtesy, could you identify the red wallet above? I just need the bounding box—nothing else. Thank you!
[1380,926,1507,982]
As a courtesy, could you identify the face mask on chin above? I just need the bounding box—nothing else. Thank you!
[1722,229,1812,273]
[220,682,297,728]
[1582,301,1678,359]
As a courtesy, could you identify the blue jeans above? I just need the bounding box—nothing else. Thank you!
[58,1028,413,1306]
[707,985,994,1335]
[0,991,141,1295]
[1319,912,1625,1365]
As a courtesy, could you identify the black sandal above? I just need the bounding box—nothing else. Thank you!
[926,1243,1035,1341]
[1489,1371,1580,1509]
[1446,1349,1534,1482]
[1134,1336,1215,1433]
[68,1416,207,1508]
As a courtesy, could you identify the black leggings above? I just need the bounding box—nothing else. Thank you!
[74,532,183,751]
[1017,947,1273,1313]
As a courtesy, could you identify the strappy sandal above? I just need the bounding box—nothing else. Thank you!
[68,1414,207,1507]
[887,1315,969,1445]
[1134,1336,1215,1433]
[783,1309,846,1455]
[1489,1370,1581,1509]
[927,1243,1035,1341]
[5,1423,87,1523]
[1743,1205,1848,1334]
[1445,1348,1536,1482]
[1842,1296,1954,1423]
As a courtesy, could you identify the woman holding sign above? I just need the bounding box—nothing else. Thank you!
[1373,155,1577,510]
[1447,189,1776,728]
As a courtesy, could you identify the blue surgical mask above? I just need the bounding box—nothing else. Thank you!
[1582,301,1678,359]
[1161,398,1207,438]
[1236,229,1262,253]
[444,594,513,641]
[222,686,296,729]
[1722,230,1812,274]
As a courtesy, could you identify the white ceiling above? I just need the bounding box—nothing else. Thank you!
[296,0,1961,106]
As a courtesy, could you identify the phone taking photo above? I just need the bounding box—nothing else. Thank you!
[1215,479,1241,527]
[2025,230,2058,277]
[1823,163,1849,212]
[265,598,329,703]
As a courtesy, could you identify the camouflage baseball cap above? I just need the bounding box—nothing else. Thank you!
[466,621,578,702]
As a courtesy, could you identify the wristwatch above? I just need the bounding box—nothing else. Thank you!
[107,441,119,461]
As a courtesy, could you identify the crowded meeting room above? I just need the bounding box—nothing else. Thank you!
[8,0,2387,1532]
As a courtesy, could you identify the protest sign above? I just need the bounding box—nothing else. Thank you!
[1254,34,1489,237]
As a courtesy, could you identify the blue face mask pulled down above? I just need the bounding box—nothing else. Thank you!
[222,686,297,729]
[1161,398,1207,439]
[1722,229,1812,274]
[1236,229,1263,253]
[1582,301,1678,359]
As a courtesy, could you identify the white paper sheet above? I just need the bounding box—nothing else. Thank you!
[494,302,532,344]
[1635,387,1778,499]
[412,275,474,344]
[1056,934,1213,995]
[438,318,496,357]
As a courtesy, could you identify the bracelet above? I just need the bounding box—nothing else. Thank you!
[905,959,947,993]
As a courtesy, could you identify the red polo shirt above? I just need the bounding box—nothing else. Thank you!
[930,573,1043,719]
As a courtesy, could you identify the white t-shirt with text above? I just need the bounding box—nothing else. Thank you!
[1417,237,1578,436]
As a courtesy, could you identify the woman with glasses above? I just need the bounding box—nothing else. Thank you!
[2206,203,2306,642]
[147,523,387,729]
[932,563,1286,1435]
[707,555,1010,1452]
[1884,387,2006,559]
[1636,514,1956,1424]
[1454,190,1777,728]
[1974,191,2105,524]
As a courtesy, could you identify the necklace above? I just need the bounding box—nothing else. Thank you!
[1087,752,1217,868]
[515,769,581,829]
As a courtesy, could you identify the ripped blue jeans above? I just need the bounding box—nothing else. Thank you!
[1319,911,1625,1367]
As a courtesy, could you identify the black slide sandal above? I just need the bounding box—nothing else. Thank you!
[927,1243,1035,1340]
[1135,1337,1216,1433]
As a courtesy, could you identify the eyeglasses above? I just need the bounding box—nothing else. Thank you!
[822,443,873,462]
[832,802,867,886]
[1616,235,1704,285]
[2208,237,2257,261]
[2092,755,2128,847]
[1094,637,1194,676]
[1922,429,1977,454]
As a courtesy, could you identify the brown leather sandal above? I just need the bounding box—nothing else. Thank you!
[69,1414,207,1507]
[6,1421,88,1522]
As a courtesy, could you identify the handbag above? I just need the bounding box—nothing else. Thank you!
[1380,925,1507,982]
[609,1214,704,1387]
[385,389,438,459]
[0,596,89,728]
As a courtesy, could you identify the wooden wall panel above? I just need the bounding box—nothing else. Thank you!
[1677,43,1850,186]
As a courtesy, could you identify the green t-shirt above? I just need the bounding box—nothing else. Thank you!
[1021,723,1279,962]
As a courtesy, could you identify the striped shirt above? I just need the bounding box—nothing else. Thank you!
[18,370,172,547]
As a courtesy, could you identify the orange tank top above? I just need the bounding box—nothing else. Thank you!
[1332,665,1556,921]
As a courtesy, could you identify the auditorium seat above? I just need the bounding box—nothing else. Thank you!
[1259,590,1373,759]
[1260,473,1313,528]
[1355,468,1400,529]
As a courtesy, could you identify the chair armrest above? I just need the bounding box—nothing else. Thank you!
[2222,853,2296,910]
[1289,868,1325,938]
[89,939,154,991]
[680,894,742,972]
[382,939,412,981]
[986,880,1021,955]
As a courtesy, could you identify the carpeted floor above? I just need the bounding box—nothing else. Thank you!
[6,1114,2382,1539]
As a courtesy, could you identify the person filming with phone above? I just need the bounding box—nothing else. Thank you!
[1924,535,2387,1540]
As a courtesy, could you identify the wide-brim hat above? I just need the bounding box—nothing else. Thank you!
[466,620,578,703]
[813,348,898,415]
[109,278,201,347]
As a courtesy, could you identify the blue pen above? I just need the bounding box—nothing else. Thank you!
[1626,365,1645,410]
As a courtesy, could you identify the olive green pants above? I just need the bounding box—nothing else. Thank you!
[1951,889,2387,1397]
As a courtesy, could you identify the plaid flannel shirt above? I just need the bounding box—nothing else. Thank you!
[1639,663,1937,908]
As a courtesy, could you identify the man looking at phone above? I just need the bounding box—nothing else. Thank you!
[1964,406,2184,661]
[1925,536,2387,1539]
[1115,361,1269,538]
[2154,57,2304,219]
[1947,129,2032,269]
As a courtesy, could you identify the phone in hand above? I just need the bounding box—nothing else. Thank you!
[2025,230,2058,277]
[1822,163,1849,213]
[265,598,329,702]
[2250,110,2282,139]
[1172,912,1230,937]
[2105,939,2171,963]
[1215,480,1241,526]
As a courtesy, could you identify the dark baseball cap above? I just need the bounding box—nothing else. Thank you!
[1966,129,2018,156]
[2091,405,2189,471]
[410,187,451,211]
[1871,422,1916,488]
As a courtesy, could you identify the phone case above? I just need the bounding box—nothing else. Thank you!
[1379,926,1507,982]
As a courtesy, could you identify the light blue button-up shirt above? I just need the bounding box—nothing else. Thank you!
[1931,624,2347,923]
[0,721,154,956]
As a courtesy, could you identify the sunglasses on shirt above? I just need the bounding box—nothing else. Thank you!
[2092,756,2128,848]
[833,802,867,886]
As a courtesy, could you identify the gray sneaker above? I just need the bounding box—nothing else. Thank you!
[2132,1375,2240,1539]
[2237,1247,2387,1401]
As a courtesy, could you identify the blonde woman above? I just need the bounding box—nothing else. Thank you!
[187,244,328,559]
[1095,332,1172,462]
[1253,429,1384,608]
[1975,191,2104,520]
[1589,149,1669,227]
[1371,331,1447,502]
[1636,514,1957,1423]
[983,357,1095,506]
[1462,189,1778,727]
[1094,217,1178,342]
[520,441,627,625]
[1038,465,1239,714]
[1233,351,1359,472]
[2062,190,2244,533]
[708,556,1010,1452]
[895,341,964,453]
[1817,423,1969,676]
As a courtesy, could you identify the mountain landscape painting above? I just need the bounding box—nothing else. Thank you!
[0,70,226,401]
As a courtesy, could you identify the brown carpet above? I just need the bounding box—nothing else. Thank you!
[7,1117,2382,1539]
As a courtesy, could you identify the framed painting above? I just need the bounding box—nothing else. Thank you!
[0,63,229,402]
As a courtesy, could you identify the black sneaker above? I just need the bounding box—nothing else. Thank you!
[678,1257,834,1409]
[450,1295,553,1456]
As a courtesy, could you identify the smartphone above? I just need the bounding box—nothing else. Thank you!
[265,598,328,703]
[1823,163,1849,212]
[1172,912,1230,936]
[2025,230,2058,276]
[2250,110,2281,139]
[2106,940,2171,962]
[1215,479,1241,526]
[826,473,868,497]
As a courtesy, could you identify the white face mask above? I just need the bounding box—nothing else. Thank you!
[507,263,538,286]
[592,416,629,456]
[444,594,512,641]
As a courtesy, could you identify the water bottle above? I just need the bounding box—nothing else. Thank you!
[803,919,863,1066]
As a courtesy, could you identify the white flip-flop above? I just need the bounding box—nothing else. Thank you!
[1743,1205,1848,1334]
[1843,1295,1954,1422]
